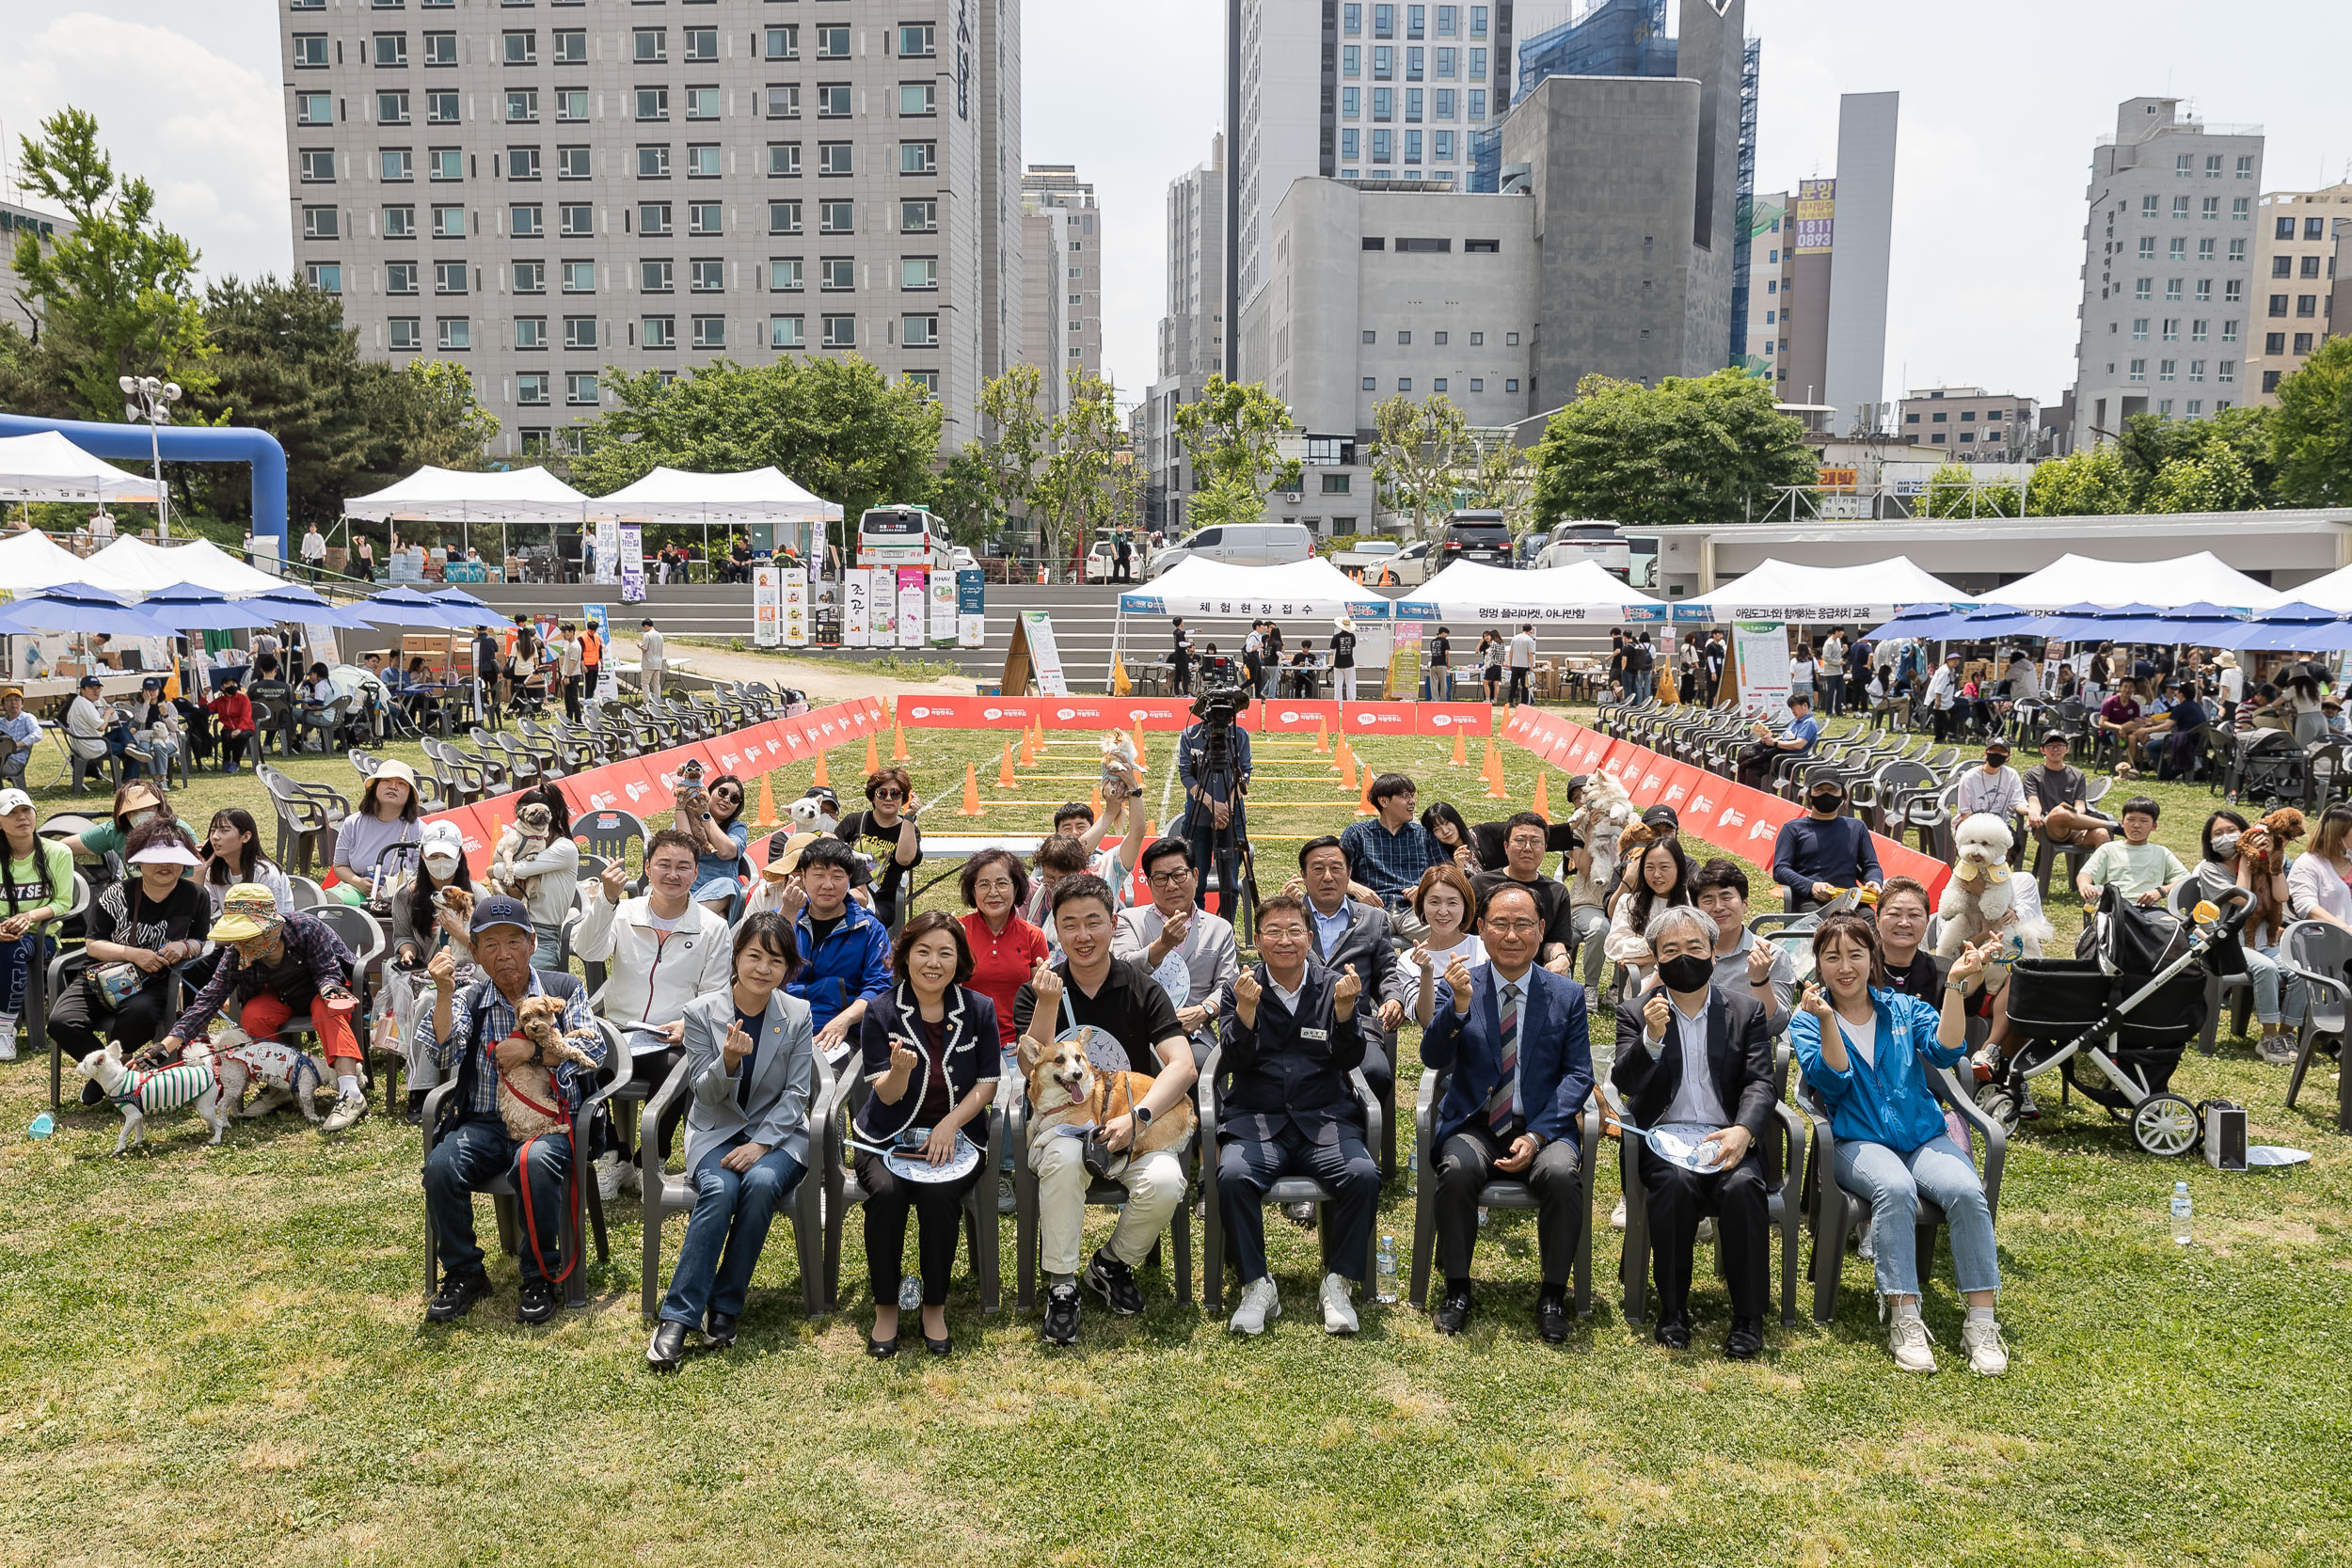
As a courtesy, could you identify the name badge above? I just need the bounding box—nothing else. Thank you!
[1300,1027,1328,1041]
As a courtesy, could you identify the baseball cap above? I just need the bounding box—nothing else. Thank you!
[1985,739,2011,758]
[763,831,823,878]
[78,673,101,689]
[468,894,533,937]
[0,787,31,815]
[140,675,164,691]
[2042,730,2071,747]
[1642,804,1681,830]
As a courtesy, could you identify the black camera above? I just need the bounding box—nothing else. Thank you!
[1191,680,1248,728]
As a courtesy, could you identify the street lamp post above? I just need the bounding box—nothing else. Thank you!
[118,373,183,539]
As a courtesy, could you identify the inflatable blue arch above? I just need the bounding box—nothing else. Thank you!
[0,412,287,554]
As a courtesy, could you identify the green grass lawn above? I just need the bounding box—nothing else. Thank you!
[2,711,2349,1566]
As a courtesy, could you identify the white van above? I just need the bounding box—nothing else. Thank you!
[1144,521,1314,578]
[856,505,952,569]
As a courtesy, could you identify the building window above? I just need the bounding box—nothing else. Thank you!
[558,204,594,239]
[502,29,535,64]
[2190,318,2207,342]
[636,87,671,122]
[517,372,550,405]
[900,198,939,233]
[437,317,470,351]
[640,202,673,235]
[302,205,340,240]
[770,314,805,348]
[2128,358,2147,382]
[378,90,411,124]
[299,148,338,183]
[1360,377,1376,391]
[818,142,852,176]
[389,318,421,351]
[428,148,462,182]
[768,142,803,179]
[642,314,675,348]
[516,317,547,350]
[373,32,409,67]
[1432,377,1447,391]
[899,141,937,175]
[2201,197,2219,220]
[820,257,855,291]
[554,28,586,63]
[564,315,596,347]
[1503,378,1518,392]
[2295,331,2316,356]
[512,260,546,294]
[507,147,541,181]
[421,31,456,65]
[2269,293,2290,318]
[2161,318,2178,341]
[690,258,724,293]
[296,93,334,127]
[293,34,329,68]
[821,313,855,348]
[901,256,938,291]
[1468,377,1483,392]
[769,199,803,235]
[641,259,674,293]
[2297,294,2319,318]
[686,144,721,178]
[304,262,342,294]
[2188,358,2206,383]
[691,315,725,348]
[902,313,938,348]
[1433,131,1454,161]
[423,91,458,124]
[684,27,717,62]
[2233,198,2250,219]
[685,87,720,120]
[634,28,666,62]
[1396,378,1411,391]
[432,204,466,238]
[769,258,803,292]
[899,83,936,117]
[566,372,599,404]
[434,261,469,294]
[2219,359,2236,384]
[384,205,418,241]
[2222,319,2239,343]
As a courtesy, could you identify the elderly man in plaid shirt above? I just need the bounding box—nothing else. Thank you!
[418,894,607,1326]
[1340,773,1463,942]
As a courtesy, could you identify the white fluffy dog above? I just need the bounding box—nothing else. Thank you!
[1566,770,1637,893]
[77,1043,230,1154]
[1936,812,2050,963]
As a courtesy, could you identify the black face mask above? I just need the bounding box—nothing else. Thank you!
[1809,790,1844,814]
[1658,953,1713,995]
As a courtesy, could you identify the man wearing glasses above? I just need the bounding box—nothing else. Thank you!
[1112,837,1240,1069]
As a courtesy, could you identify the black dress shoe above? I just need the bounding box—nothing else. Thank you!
[1536,1291,1569,1344]
[646,1321,688,1373]
[704,1310,739,1349]
[424,1271,492,1323]
[1654,1310,1692,1350]
[925,1333,953,1357]
[1724,1316,1765,1360]
[1434,1283,1473,1336]
[866,1333,899,1358]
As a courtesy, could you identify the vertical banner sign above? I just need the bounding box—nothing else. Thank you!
[1020,610,1070,696]
[780,566,809,646]
[1794,178,1836,253]
[1733,621,1790,721]
[928,568,957,644]
[619,524,645,604]
[956,566,987,648]
[844,568,872,647]
[753,565,782,647]
[583,605,618,702]
[594,518,620,585]
[1386,621,1423,701]
[896,567,927,649]
[869,566,896,644]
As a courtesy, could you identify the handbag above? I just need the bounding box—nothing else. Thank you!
[89,960,150,1010]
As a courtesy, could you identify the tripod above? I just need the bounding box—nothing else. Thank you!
[1185,720,1254,938]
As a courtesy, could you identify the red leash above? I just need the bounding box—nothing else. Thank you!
[501,1073,580,1287]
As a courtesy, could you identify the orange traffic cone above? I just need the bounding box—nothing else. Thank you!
[1531,770,1551,818]
[1339,744,1360,795]
[1089,782,1104,819]
[997,740,1016,787]
[1142,817,1156,842]
[1483,738,1508,799]
[1131,726,1148,769]
[1449,730,1469,768]
[955,762,984,816]
[812,749,830,789]
[863,734,880,773]
[1357,773,1377,816]
[1312,721,1330,755]
[1021,726,1039,768]
[753,771,779,829]
[891,723,910,762]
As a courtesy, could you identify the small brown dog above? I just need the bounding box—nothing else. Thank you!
[1020,1026,1195,1166]
[435,884,475,926]
[492,994,601,1140]
[2248,807,2306,940]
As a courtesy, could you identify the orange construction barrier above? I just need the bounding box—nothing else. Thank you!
[1449,731,1469,767]
[812,749,830,790]
[891,723,910,763]
[863,734,880,774]
[753,772,779,829]
[1531,770,1551,818]
[955,762,984,816]
[997,740,1016,788]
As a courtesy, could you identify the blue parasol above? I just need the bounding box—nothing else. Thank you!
[0,582,177,641]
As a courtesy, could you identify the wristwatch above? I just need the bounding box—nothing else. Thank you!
[1133,1105,1153,1127]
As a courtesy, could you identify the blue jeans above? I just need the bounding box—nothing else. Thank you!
[423,1115,575,1286]
[1833,1133,1999,1299]
[660,1137,807,1328]
[532,923,563,972]
[0,931,55,1018]
[2245,942,2304,1028]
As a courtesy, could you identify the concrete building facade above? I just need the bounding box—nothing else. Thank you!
[1144,136,1226,531]
[1897,387,2038,463]
[1736,189,1784,379]
[2247,181,2351,401]
[2069,97,2263,451]
[1020,164,1100,418]
[1821,90,1896,435]
[276,0,1021,459]
[0,201,72,328]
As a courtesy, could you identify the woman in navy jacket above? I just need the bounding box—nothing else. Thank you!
[854,911,999,1357]
[1788,912,2009,1378]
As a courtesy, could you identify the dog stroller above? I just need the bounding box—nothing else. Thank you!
[1981,885,2253,1156]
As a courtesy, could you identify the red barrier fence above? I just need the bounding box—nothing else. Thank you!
[894,696,1495,737]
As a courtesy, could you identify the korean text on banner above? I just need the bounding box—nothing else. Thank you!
[1733,621,1790,721]
[619,524,645,605]
[957,567,987,648]
[928,568,957,645]
[896,567,927,650]
[1020,610,1070,696]
[594,518,620,586]
[844,568,871,647]
[780,566,808,647]
[1414,702,1493,736]
[753,565,782,648]
[868,565,896,644]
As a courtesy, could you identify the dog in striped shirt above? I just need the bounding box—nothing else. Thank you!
[77,1042,230,1154]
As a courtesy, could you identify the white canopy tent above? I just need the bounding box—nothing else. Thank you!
[0,430,165,505]
[2278,562,2352,614]
[80,536,283,596]
[342,463,591,568]
[1399,559,1666,625]
[1674,556,1967,623]
[1981,551,2289,611]
[596,465,844,562]
[0,528,107,592]
[1115,557,1396,686]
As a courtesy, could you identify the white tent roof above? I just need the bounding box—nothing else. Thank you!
[342,464,588,522]
[1399,559,1665,625]
[1983,551,2288,611]
[596,465,842,521]
[78,536,285,596]
[0,528,107,592]
[2278,562,2352,614]
[1676,556,1967,622]
[1119,555,1394,620]
[0,430,165,504]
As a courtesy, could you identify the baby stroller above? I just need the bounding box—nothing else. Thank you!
[2227,729,2308,807]
[1982,884,2252,1156]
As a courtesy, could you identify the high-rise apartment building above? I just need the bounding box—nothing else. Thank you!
[1737,190,1785,378]
[1821,90,1896,435]
[1020,164,1101,416]
[2068,97,2262,451]
[2247,181,2351,401]
[276,0,1021,460]
[1145,136,1225,530]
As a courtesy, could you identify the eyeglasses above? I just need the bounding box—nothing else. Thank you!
[1484,918,1542,935]
[871,789,904,801]
[1147,867,1193,886]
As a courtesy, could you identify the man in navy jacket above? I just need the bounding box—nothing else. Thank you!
[779,838,893,1052]
[1422,881,1592,1342]
[1771,775,1882,912]
[1213,894,1378,1338]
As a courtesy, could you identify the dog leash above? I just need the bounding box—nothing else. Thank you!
[496,1053,580,1288]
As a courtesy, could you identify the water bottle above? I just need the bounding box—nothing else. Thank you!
[2170,1180,2193,1245]
[1375,1235,1399,1305]
[898,1274,923,1310]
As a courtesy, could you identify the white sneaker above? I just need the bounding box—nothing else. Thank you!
[1320,1273,1359,1336]
[321,1089,370,1133]
[1696,1216,1717,1244]
[1610,1196,1628,1230]
[1229,1277,1281,1337]
[621,1159,644,1196]
[239,1085,294,1119]
[594,1151,625,1201]
[1961,1316,2010,1376]
[0,1018,16,1060]
[2256,1033,2299,1066]
[1888,1312,1939,1374]
[1858,1226,1876,1261]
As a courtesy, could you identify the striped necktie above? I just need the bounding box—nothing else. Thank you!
[1487,980,1521,1132]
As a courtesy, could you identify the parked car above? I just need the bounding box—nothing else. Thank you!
[1329,537,1433,585]
[1084,542,1117,581]
[1533,520,1631,577]
[1438,511,1516,568]
[1144,521,1315,578]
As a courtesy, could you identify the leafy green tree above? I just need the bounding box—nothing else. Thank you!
[8,108,213,419]
[1923,462,2023,518]
[2025,446,2139,515]
[0,322,74,419]
[362,359,501,476]
[1530,369,1815,528]
[571,356,940,556]
[930,442,999,549]
[1170,375,1301,520]
[2270,337,2352,507]
[1183,470,1273,532]
[975,363,1050,546]
[1367,392,1469,541]
[2142,446,2259,513]
[1030,370,1130,567]
[1465,437,1539,541]
[2117,405,2275,503]
[187,277,374,531]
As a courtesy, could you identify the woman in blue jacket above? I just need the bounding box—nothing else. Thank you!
[1788,912,2009,1378]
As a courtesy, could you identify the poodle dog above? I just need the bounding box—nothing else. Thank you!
[488,800,554,900]
[490,994,602,1141]
[2246,807,2306,941]
[1936,812,2050,965]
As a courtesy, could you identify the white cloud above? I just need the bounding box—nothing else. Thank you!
[6,11,291,286]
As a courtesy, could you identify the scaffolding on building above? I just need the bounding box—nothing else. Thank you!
[1727,36,1761,368]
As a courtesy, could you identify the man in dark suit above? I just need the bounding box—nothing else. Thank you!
[1422,880,1593,1342]
[1612,904,1776,1359]
[1213,894,1377,1338]
[1294,836,1407,1124]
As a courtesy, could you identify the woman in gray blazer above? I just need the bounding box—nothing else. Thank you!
[647,912,816,1372]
